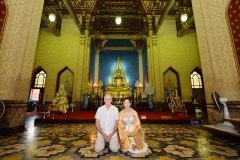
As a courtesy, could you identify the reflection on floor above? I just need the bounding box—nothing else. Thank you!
[0,114,240,160]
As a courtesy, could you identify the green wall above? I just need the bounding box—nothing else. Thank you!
[35,19,81,102]
[157,19,201,101]
[35,19,201,102]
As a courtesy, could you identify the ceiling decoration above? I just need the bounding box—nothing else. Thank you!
[92,0,147,35]
[41,0,194,48]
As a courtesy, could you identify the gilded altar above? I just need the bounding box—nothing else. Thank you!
[105,57,132,97]
[105,86,132,98]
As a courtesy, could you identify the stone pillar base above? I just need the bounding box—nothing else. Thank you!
[0,100,27,136]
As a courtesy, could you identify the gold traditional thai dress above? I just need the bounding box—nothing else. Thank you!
[118,108,148,153]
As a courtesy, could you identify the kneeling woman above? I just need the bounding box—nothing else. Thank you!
[118,98,148,154]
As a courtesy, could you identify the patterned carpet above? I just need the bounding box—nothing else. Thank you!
[0,115,239,160]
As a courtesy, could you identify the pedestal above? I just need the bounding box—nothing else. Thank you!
[0,100,27,136]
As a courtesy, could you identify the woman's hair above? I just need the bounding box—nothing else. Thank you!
[123,98,131,102]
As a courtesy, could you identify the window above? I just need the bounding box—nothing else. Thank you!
[34,71,46,88]
[29,67,47,103]
[191,71,202,88]
[29,88,41,101]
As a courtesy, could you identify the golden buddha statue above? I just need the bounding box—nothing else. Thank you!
[105,57,132,97]
[112,68,126,87]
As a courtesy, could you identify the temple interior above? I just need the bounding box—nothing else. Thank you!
[0,0,240,159]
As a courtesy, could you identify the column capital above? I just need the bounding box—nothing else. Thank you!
[152,36,157,46]
[80,35,86,44]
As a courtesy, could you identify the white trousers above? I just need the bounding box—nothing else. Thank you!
[95,133,119,153]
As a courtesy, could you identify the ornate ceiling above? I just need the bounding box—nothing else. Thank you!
[41,0,194,50]
[42,0,193,48]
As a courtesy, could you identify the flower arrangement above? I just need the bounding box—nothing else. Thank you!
[81,82,93,95]
[144,82,155,95]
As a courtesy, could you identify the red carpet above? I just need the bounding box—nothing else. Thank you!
[32,111,200,124]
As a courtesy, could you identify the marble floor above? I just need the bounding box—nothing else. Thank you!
[0,114,240,160]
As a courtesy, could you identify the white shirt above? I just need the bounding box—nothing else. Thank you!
[95,105,119,135]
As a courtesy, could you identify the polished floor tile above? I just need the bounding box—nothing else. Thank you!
[0,114,239,160]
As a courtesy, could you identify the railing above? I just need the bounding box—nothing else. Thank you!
[86,96,150,111]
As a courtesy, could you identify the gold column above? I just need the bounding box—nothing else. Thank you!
[84,31,91,83]
[151,36,161,102]
[74,27,91,102]
[94,50,100,84]
[74,35,86,101]
[147,30,158,100]
[138,50,143,84]
[147,30,154,84]
[147,28,161,102]
[82,37,88,82]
